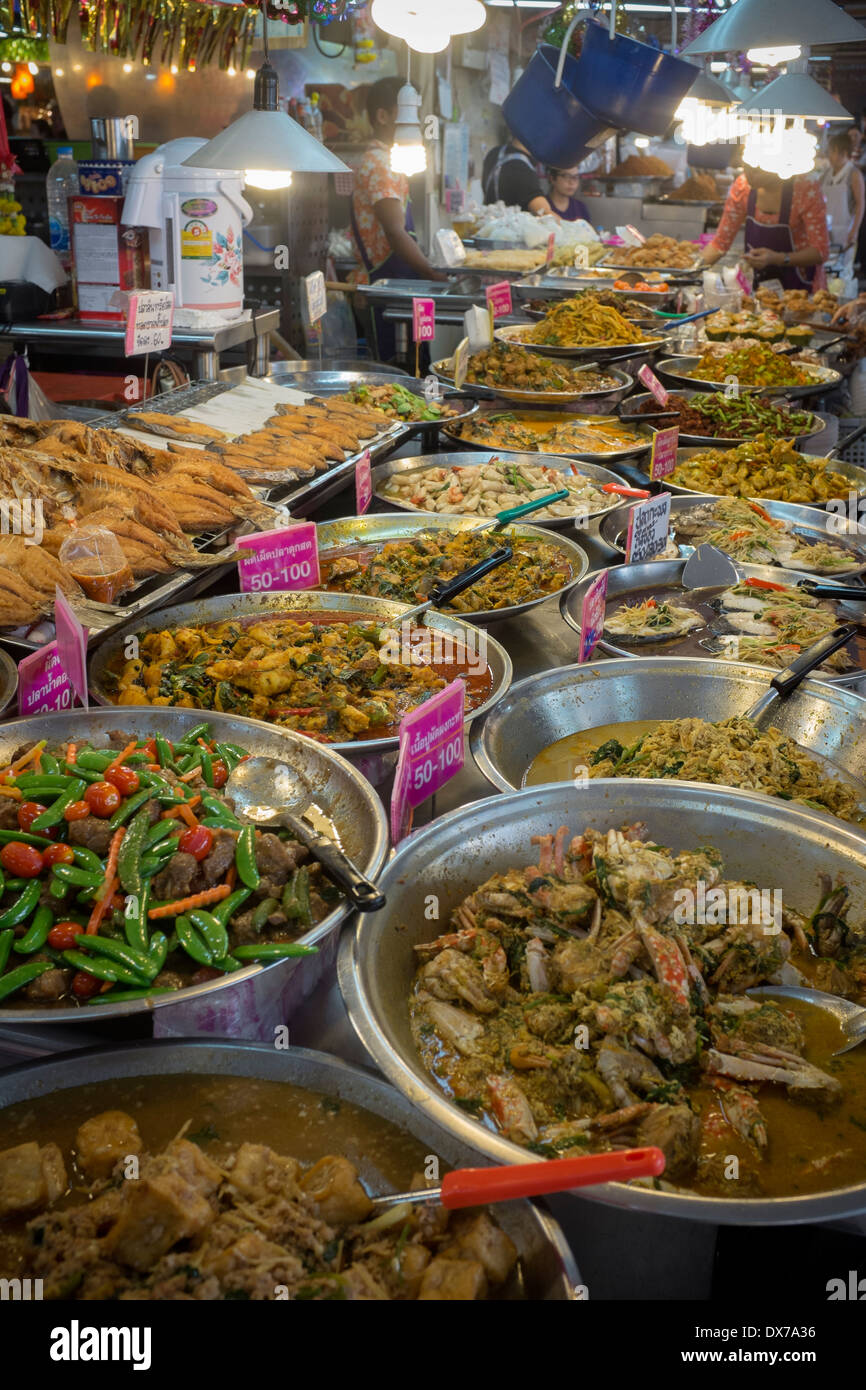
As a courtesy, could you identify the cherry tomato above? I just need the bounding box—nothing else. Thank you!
[84,781,122,818]
[17,801,49,834]
[105,766,140,797]
[141,739,157,758]
[0,841,44,877]
[71,970,101,999]
[210,760,228,789]
[43,843,75,868]
[178,825,214,861]
[63,800,90,822]
[48,921,81,951]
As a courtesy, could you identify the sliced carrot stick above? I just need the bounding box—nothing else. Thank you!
[86,826,125,934]
[0,785,23,800]
[161,796,201,823]
[177,804,199,830]
[178,767,202,783]
[4,740,47,776]
[66,743,77,765]
[224,864,237,890]
[148,884,231,919]
[105,740,137,774]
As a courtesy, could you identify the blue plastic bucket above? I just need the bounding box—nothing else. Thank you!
[503,43,616,168]
[577,20,698,137]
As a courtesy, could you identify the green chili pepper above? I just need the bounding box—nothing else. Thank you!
[52,864,104,888]
[0,928,13,972]
[13,906,53,955]
[188,909,229,959]
[124,886,150,952]
[175,914,213,966]
[0,961,52,1001]
[231,942,317,961]
[211,887,251,926]
[31,780,88,831]
[108,787,153,830]
[0,880,41,930]
[117,807,151,895]
[236,825,259,889]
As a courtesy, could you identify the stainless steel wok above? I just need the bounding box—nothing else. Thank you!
[0,1038,580,1298]
[0,706,388,1024]
[338,780,866,1224]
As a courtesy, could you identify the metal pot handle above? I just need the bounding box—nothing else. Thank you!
[609,0,677,52]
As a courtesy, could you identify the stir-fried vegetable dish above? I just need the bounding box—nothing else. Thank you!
[668,435,851,503]
[633,392,817,440]
[336,384,457,423]
[459,343,619,395]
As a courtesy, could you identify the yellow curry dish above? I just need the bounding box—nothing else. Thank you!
[668,436,852,504]
[448,411,649,458]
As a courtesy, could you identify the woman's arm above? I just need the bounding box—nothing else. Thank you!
[848,167,865,246]
[701,178,747,263]
[744,244,822,270]
[374,198,448,280]
[528,194,556,217]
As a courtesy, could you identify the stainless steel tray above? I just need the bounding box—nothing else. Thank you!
[262,369,479,438]
[656,355,844,400]
[494,323,669,361]
[617,388,826,447]
[441,408,653,463]
[513,271,677,307]
[371,450,629,528]
[87,589,513,758]
[597,494,866,575]
[598,250,704,279]
[338,779,866,1224]
[0,707,387,1024]
[560,557,866,680]
[470,655,866,794]
[315,511,589,625]
[432,356,633,406]
[0,1038,580,1298]
[620,444,866,507]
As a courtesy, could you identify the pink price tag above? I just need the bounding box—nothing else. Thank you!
[390,678,465,843]
[735,266,751,295]
[638,363,669,406]
[412,296,435,342]
[578,570,608,664]
[485,281,513,318]
[54,587,88,708]
[355,449,372,515]
[650,425,679,481]
[234,523,319,593]
[17,641,74,716]
[545,231,556,268]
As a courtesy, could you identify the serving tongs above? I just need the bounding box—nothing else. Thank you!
[226,756,385,913]
[394,545,515,627]
[370,1146,665,1210]
[748,985,866,1056]
[796,579,866,608]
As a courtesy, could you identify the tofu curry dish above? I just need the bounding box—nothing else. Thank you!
[0,1075,520,1301]
[409,822,866,1199]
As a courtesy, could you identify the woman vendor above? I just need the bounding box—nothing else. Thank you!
[701,164,830,288]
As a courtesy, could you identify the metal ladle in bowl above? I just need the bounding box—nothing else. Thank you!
[748,986,866,1056]
[227,756,385,913]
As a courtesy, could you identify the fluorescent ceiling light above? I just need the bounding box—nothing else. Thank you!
[682,0,866,55]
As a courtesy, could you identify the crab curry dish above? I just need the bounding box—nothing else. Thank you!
[409,823,866,1199]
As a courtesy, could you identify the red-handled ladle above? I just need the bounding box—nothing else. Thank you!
[370,1146,665,1210]
[601,483,651,499]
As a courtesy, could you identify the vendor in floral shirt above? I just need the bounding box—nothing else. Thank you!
[701,164,830,289]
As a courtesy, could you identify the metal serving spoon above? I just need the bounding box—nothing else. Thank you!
[748,985,866,1056]
[226,756,385,913]
[371,1146,665,1209]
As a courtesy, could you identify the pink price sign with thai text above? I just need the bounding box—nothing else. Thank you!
[638,363,669,406]
[235,523,319,594]
[485,281,513,318]
[54,587,88,708]
[650,425,679,481]
[390,678,465,843]
[18,641,74,716]
[355,449,372,514]
[412,297,436,342]
[578,570,608,663]
[545,231,556,267]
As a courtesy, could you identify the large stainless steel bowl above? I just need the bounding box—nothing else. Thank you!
[87,590,512,758]
[315,512,589,625]
[616,389,826,447]
[372,451,631,529]
[470,656,866,795]
[0,707,388,1024]
[656,355,844,399]
[441,411,653,464]
[493,323,670,362]
[618,444,866,507]
[596,494,866,575]
[338,780,866,1224]
[432,357,634,407]
[0,1039,580,1298]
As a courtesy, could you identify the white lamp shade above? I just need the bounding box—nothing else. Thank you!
[736,73,853,123]
[370,0,453,50]
[439,0,485,35]
[181,108,351,175]
[682,0,866,56]
[685,66,739,106]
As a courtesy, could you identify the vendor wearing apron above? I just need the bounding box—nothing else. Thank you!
[350,76,446,359]
[822,130,865,273]
[482,135,554,215]
[702,165,830,289]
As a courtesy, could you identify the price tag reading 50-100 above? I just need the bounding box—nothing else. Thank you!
[234,522,320,593]
[411,731,463,794]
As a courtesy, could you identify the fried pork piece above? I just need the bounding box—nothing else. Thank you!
[76,1111,143,1180]
[0,1141,66,1217]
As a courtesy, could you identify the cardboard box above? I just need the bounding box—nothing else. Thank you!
[70,196,149,320]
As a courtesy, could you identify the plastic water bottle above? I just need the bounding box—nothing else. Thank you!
[46,146,78,268]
